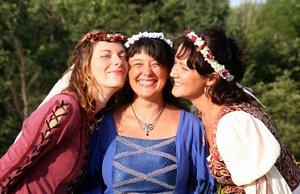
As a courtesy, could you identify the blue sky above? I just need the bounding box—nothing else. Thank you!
[229,0,265,7]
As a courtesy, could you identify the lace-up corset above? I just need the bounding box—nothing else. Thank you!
[112,136,177,193]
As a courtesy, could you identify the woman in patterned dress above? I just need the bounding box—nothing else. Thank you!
[0,30,128,193]
[170,27,300,194]
[81,31,217,194]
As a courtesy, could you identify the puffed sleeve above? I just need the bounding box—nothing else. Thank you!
[189,115,217,194]
[216,111,281,186]
[0,93,81,192]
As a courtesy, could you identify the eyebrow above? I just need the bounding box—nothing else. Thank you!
[129,58,143,62]
[97,50,126,54]
[98,50,112,53]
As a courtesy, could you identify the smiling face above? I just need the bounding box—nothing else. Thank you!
[90,41,128,89]
[128,50,169,101]
[170,45,207,100]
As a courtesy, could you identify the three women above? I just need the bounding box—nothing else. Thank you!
[82,31,216,193]
[2,27,297,194]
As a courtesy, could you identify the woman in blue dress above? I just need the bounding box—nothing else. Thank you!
[82,31,216,194]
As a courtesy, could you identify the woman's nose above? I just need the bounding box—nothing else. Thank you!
[112,54,123,66]
[170,66,178,77]
[142,65,154,75]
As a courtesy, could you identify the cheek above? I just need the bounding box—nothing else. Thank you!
[91,65,104,78]
[154,68,169,79]
[91,59,108,74]
[128,67,142,78]
[187,77,205,93]
[182,73,193,81]
[124,62,129,73]
[181,74,196,87]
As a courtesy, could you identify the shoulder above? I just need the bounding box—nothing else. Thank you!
[218,110,252,125]
[177,109,204,139]
[47,91,79,108]
[26,91,82,128]
[216,110,259,139]
[38,91,80,115]
[181,109,203,126]
[93,112,116,138]
[217,110,263,132]
[97,112,114,129]
[216,110,280,153]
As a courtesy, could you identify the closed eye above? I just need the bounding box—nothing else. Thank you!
[174,61,186,70]
[151,62,160,67]
[182,65,189,71]
[132,63,142,67]
[99,54,111,58]
[119,53,127,60]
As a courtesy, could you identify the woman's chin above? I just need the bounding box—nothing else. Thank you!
[171,88,184,98]
[103,80,126,89]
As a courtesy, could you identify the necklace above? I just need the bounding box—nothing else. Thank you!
[130,103,165,136]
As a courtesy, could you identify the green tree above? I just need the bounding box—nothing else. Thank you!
[0,0,233,156]
[0,0,70,154]
[227,0,299,85]
[51,0,229,38]
[226,0,300,159]
[254,69,300,159]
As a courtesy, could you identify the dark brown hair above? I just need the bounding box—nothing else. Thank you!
[173,27,253,105]
[117,36,186,109]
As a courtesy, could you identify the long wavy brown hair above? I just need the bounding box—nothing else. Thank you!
[65,29,127,135]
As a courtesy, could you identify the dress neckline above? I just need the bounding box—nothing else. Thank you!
[108,110,184,141]
[117,135,176,142]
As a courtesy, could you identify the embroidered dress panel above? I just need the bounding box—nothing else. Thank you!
[207,103,300,193]
[112,136,177,193]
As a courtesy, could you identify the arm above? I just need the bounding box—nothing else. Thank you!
[189,117,217,194]
[14,70,72,143]
[0,93,81,192]
[216,111,281,187]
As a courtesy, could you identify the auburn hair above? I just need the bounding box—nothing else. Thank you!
[66,29,127,134]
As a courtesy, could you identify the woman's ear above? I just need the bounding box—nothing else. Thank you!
[206,73,220,86]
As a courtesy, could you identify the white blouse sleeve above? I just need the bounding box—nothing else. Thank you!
[216,110,281,186]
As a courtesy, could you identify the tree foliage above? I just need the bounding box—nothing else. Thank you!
[226,0,299,159]
[255,69,300,159]
[0,0,299,161]
[0,0,70,154]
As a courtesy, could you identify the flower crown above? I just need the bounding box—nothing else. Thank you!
[81,32,127,43]
[125,31,173,48]
[185,31,234,81]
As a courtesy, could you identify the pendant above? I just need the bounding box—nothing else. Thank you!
[143,123,154,135]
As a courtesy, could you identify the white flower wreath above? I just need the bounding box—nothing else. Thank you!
[125,31,173,48]
[186,31,234,81]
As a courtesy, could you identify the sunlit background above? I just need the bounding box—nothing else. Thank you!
[0,0,299,162]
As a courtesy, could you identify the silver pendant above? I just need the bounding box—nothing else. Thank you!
[143,123,154,135]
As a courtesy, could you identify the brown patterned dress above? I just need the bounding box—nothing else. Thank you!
[207,103,300,193]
